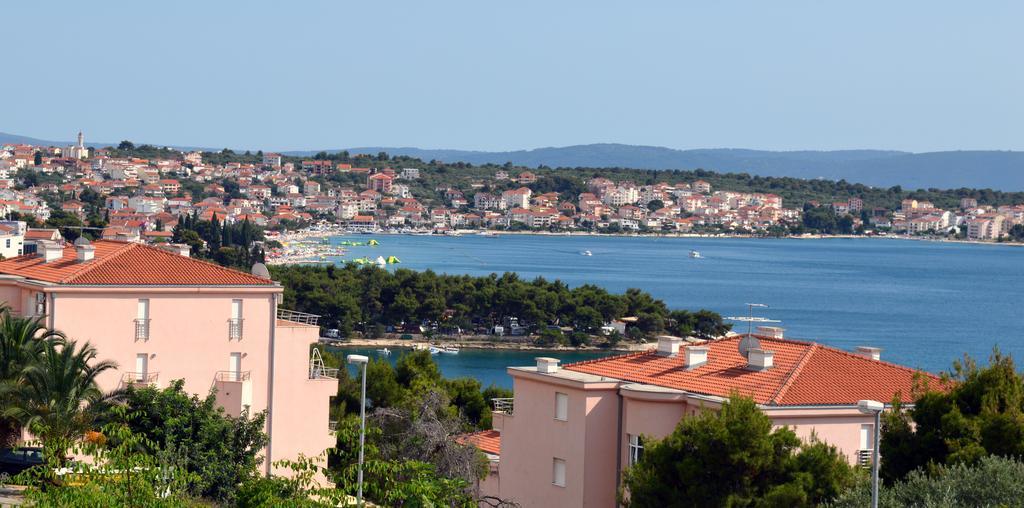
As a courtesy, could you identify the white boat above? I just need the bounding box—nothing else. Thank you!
[581,250,593,256]
[428,346,442,355]
[440,346,459,354]
[376,347,391,355]
[689,250,702,258]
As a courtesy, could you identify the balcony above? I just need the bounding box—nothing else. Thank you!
[309,363,339,380]
[134,318,150,341]
[214,370,252,418]
[120,371,159,388]
[856,449,874,468]
[491,398,514,415]
[229,318,244,340]
[277,308,319,326]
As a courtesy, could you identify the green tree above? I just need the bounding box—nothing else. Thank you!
[647,199,664,211]
[622,395,855,507]
[117,380,269,502]
[2,340,123,464]
[879,350,1020,483]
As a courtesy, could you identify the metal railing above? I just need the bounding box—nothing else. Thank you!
[134,318,150,341]
[492,398,514,415]
[121,371,159,386]
[215,370,251,382]
[856,449,874,468]
[309,365,340,380]
[328,420,338,433]
[277,308,320,326]
[229,318,244,340]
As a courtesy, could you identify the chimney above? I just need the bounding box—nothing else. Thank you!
[536,357,560,374]
[856,346,881,361]
[39,241,64,263]
[76,244,95,263]
[684,345,709,369]
[160,243,191,257]
[756,326,785,339]
[656,336,683,357]
[747,349,774,371]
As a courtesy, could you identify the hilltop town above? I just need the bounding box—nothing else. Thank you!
[0,133,1022,260]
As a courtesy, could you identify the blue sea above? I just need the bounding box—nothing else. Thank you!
[324,234,1024,388]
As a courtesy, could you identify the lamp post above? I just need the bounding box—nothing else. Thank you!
[347,354,369,507]
[858,399,884,508]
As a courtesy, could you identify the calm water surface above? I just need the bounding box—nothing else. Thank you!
[322,234,1024,387]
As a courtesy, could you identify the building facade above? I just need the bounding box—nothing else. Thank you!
[0,240,337,478]
[475,332,941,507]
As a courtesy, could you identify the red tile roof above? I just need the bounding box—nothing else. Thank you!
[0,240,274,286]
[564,336,943,406]
[456,430,501,455]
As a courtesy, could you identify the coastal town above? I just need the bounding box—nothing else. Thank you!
[0,133,1022,264]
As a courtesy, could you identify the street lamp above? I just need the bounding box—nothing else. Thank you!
[858,399,884,508]
[347,354,369,507]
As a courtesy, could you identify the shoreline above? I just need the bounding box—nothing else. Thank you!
[320,336,650,353]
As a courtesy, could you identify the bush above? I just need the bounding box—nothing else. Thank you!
[829,455,1024,508]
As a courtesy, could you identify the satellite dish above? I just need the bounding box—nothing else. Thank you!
[251,263,271,280]
[738,335,761,359]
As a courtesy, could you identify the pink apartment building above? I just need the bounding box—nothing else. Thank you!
[472,331,941,507]
[0,239,337,478]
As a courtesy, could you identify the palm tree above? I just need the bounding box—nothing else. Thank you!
[0,307,66,447]
[2,339,122,463]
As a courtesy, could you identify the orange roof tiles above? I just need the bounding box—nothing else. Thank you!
[456,430,501,455]
[564,336,942,406]
[0,240,274,286]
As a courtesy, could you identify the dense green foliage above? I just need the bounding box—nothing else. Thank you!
[115,381,270,502]
[172,213,265,269]
[829,455,1024,508]
[273,264,728,340]
[0,312,65,447]
[621,395,856,507]
[879,350,1023,483]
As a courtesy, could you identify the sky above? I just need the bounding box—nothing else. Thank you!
[3,1,1022,152]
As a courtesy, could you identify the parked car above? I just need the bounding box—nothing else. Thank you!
[0,447,44,476]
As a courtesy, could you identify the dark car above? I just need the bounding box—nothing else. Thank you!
[0,447,44,476]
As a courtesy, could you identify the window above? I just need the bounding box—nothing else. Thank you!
[135,353,148,382]
[229,299,244,340]
[628,434,644,466]
[4,239,9,248]
[555,392,568,421]
[135,299,150,340]
[229,352,242,381]
[552,458,566,487]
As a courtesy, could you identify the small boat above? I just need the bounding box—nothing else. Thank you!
[376,347,391,356]
[689,250,702,259]
[581,250,593,256]
[440,346,459,354]
[428,346,442,355]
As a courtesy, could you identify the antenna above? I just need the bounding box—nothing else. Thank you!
[724,303,781,358]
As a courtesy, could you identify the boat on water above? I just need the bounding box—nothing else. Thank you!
[428,345,460,355]
[689,250,703,258]
[478,231,497,237]
[376,347,391,355]
[581,250,593,256]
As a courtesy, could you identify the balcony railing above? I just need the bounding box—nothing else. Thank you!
[134,318,150,341]
[121,371,159,386]
[215,370,251,382]
[277,308,319,326]
[856,449,874,468]
[309,365,339,380]
[492,398,514,415]
[328,420,338,434]
[229,318,244,340]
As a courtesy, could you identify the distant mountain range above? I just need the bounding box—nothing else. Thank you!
[3,132,1022,191]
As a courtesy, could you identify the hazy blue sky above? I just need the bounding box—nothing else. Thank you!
[4,1,1021,152]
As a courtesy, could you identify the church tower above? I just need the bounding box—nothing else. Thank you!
[77,131,84,148]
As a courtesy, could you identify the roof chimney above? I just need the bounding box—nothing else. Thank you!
[756,326,785,339]
[39,241,64,263]
[656,336,683,357]
[747,349,774,371]
[856,346,881,361]
[160,243,191,257]
[536,357,560,374]
[684,345,709,370]
[76,244,95,263]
